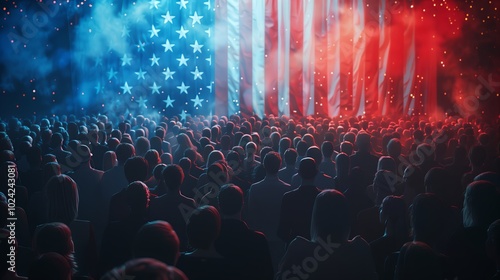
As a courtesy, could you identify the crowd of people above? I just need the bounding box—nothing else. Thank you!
[0,112,499,280]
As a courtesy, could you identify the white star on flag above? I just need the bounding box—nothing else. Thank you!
[163,95,175,108]
[177,54,189,67]
[191,67,204,80]
[149,25,160,38]
[177,82,190,94]
[107,68,117,80]
[176,0,188,10]
[149,0,160,9]
[179,110,189,121]
[121,82,132,94]
[135,68,146,80]
[150,53,160,66]
[176,26,189,39]
[190,40,203,53]
[150,82,161,94]
[162,68,175,80]
[191,95,204,107]
[162,39,175,52]
[135,96,148,108]
[161,11,175,24]
[190,12,203,26]
[121,54,132,66]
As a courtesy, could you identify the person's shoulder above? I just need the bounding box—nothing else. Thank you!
[349,235,371,250]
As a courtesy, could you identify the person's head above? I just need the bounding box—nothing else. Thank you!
[50,132,64,149]
[178,157,192,174]
[380,196,408,237]
[134,221,180,266]
[218,184,243,217]
[124,156,149,183]
[33,222,75,271]
[263,151,281,175]
[298,157,317,182]
[296,140,308,156]
[335,152,350,176]
[321,141,334,159]
[279,137,292,156]
[29,252,72,280]
[150,136,163,155]
[424,167,452,202]
[115,143,136,165]
[177,133,193,149]
[45,175,79,225]
[245,141,257,157]
[469,145,487,169]
[102,150,117,171]
[284,148,297,167]
[311,190,350,243]
[463,180,500,228]
[145,149,161,171]
[220,135,231,150]
[206,150,224,167]
[487,219,500,264]
[416,143,435,164]
[387,138,402,158]
[101,258,188,280]
[206,162,227,185]
[394,241,444,280]
[186,206,221,250]
[378,156,396,172]
[306,146,322,167]
[411,193,444,245]
[340,141,354,156]
[126,181,150,212]
[162,164,184,191]
[356,132,372,152]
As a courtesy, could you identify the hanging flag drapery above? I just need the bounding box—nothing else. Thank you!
[77,0,436,119]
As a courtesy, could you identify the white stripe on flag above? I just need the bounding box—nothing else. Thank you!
[278,0,291,117]
[252,0,265,117]
[303,0,315,116]
[227,0,240,115]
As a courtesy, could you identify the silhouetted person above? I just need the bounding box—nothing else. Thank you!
[177,206,236,280]
[134,221,180,266]
[100,181,150,276]
[148,164,196,251]
[278,157,321,244]
[214,184,273,280]
[370,196,409,279]
[278,148,297,185]
[276,190,377,280]
[101,258,187,280]
[248,152,290,270]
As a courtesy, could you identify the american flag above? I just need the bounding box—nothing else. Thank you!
[78,0,443,119]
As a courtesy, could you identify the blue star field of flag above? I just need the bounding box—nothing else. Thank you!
[85,0,214,120]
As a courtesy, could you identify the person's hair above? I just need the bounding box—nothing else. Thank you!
[340,141,354,155]
[279,137,292,156]
[124,156,149,183]
[378,156,396,172]
[29,252,73,280]
[424,167,451,200]
[126,181,150,211]
[144,149,161,171]
[50,132,64,148]
[115,143,135,164]
[306,146,322,167]
[380,196,408,237]
[206,150,224,168]
[299,157,317,180]
[33,222,76,271]
[284,148,297,166]
[321,141,334,158]
[134,221,180,266]
[45,175,79,225]
[220,135,231,149]
[178,157,192,172]
[469,145,487,168]
[102,150,117,171]
[296,140,308,156]
[336,152,351,177]
[487,219,500,257]
[411,193,444,244]
[162,164,184,190]
[135,136,151,157]
[387,138,402,157]
[218,184,243,216]
[101,258,188,280]
[311,190,350,242]
[186,206,221,250]
[463,180,500,228]
[394,241,444,280]
[263,151,281,175]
